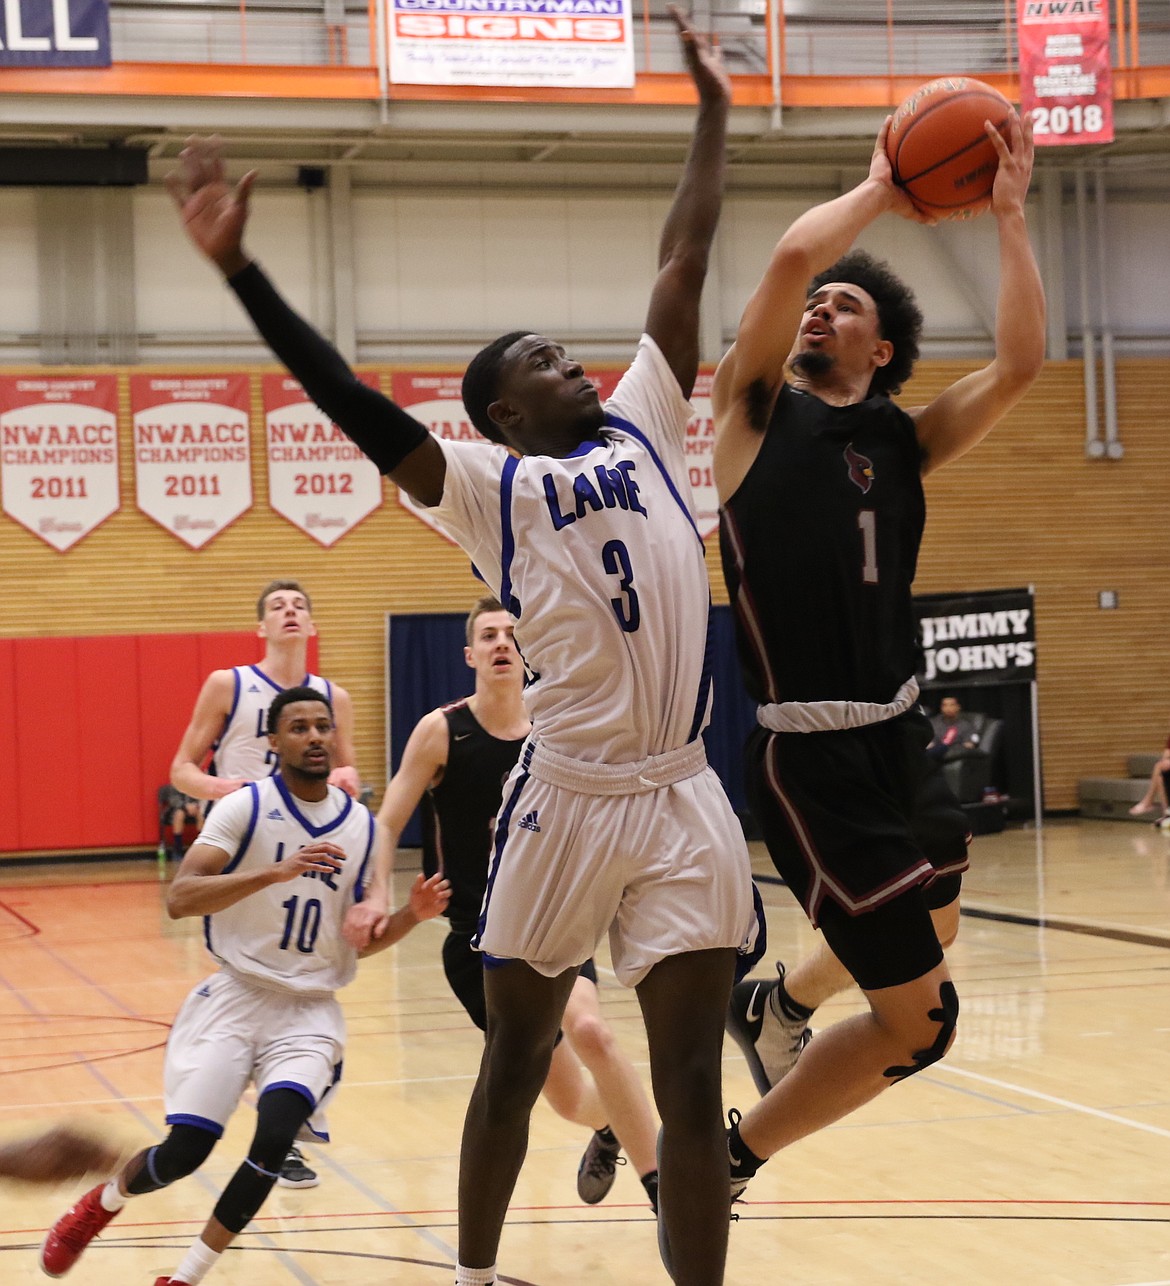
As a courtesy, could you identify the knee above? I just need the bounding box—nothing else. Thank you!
[563,1012,615,1067]
[126,1125,217,1193]
[881,981,959,1083]
[482,1029,554,1112]
[650,1047,723,1125]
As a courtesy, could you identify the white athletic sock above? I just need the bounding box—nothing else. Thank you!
[99,1181,126,1213]
[170,1237,221,1285]
[454,1264,497,1285]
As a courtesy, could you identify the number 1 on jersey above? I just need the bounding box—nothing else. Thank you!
[857,509,879,585]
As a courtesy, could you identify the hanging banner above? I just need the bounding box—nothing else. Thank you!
[388,0,634,89]
[915,587,1036,689]
[0,0,111,68]
[0,374,119,552]
[131,374,253,549]
[393,365,720,542]
[1018,0,1113,146]
[263,374,383,547]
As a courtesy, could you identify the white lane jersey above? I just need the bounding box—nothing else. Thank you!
[432,334,712,765]
[195,776,374,996]
[211,666,333,781]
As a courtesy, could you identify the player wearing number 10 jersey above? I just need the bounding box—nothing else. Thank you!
[711,112,1045,1193]
[39,687,448,1286]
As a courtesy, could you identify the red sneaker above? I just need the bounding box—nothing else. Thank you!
[39,1184,120,1277]
[154,1278,178,1285]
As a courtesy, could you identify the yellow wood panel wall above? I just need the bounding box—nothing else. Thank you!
[2,359,1165,810]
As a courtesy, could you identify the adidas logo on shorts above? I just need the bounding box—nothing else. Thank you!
[517,810,541,833]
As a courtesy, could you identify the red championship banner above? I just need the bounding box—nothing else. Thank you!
[0,374,119,552]
[393,364,719,542]
[131,375,253,549]
[262,374,383,547]
[1018,0,1113,146]
[391,371,486,543]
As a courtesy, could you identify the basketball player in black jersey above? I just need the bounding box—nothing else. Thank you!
[345,597,661,1211]
[711,110,1044,1190]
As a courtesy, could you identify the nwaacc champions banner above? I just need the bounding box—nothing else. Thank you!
[915,588,1036,689]
[1018,0,1113,146]
[388,0,634,88]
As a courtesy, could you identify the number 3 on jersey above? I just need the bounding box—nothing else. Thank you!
[602,540,641,632]
[857,509,879,585]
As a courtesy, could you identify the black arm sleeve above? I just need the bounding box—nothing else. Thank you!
[228,261,429,475]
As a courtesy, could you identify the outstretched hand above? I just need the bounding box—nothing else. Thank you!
[868,116,939,226]
[408,872,451,922]
[165,135,256,278]
[669,5,730,106]
[987,109,1034,218]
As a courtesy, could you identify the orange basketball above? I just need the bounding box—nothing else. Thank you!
[884,77,1013,220]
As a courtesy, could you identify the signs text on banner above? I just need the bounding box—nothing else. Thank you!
[263,374,384,547]
[392,366,720,543]
[132,375,253,550]
[0,375,120,552]
[1018,0,1113,146]
[914,588,1036,688]
[388,0,634,89]
[0,0,111,67]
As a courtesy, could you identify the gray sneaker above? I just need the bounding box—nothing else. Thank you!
[276,1146,319,1189]
[726,962,812,1096]
[576,1129,624,1204]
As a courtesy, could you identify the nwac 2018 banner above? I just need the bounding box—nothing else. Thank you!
[1018,0,1113,146]
[914,588,1036,689]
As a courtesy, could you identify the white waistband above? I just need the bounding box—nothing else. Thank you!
[525,738,707,796]
[756,677,920,734]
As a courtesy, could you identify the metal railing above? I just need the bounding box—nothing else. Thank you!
[79,0,1170,86]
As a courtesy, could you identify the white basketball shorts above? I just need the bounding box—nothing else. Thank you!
[475,740,757,987]
[164,969,345,1139]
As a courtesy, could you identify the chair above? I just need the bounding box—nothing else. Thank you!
[157,785,201,858]
[939,712,1004,805]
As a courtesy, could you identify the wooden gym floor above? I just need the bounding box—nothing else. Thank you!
[0,818,1166,1285]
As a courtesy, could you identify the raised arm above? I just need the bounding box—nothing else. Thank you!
[911,113,1045,474]
[713,118,922,432]
[166,138,446,507]
[642,8,731,398]
[342,708,449,949]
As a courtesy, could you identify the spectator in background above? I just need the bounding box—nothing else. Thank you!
[160,785,202,863]
[927,695,980,760]
[1129,734,1170,819]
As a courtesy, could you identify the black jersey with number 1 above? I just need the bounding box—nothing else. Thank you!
[420,700,527,935]
[719,383,926,707]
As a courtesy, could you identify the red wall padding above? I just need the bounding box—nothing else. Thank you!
[5,631,319,856]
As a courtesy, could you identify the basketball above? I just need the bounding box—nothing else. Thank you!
[885,77,1013,219]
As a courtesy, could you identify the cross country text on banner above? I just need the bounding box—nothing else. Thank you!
[0,0,111,67]
[392,366,720,542]
[914,587,1036,689]
[0,374,120,551]
[1017,0,1113,146]
[263,374,384,547]
[388,0,634,88]
[131,375,253,549]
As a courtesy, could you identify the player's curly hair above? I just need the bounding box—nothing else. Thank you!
[461,331,531,443]
[808,250,923,396]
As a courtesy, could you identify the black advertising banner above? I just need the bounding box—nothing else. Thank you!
[915,587,1036,689]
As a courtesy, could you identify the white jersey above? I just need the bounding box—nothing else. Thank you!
[196,775,374,997]
[211,665,333,781]
[433,334,711,765]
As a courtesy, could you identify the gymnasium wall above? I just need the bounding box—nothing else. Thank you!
[0,354,1166,846]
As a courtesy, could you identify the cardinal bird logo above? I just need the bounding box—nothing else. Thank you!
[844,442,875,494]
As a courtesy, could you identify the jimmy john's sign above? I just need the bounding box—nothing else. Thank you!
[915,588,1036,688]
